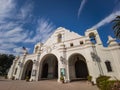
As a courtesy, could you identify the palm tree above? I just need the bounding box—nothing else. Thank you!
[113,16,120,39]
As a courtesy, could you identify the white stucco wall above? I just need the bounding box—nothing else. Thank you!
[8,27,120,84]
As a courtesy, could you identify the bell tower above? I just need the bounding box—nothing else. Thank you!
[85,29,102,45]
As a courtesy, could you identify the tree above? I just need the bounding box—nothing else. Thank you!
[113,16,120,39]
[0,54,15,76]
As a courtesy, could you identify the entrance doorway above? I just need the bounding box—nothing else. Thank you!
[69,54,89,81]
[41,63,48,78]
[39,54,58,80]
[21,60,33,80]
[75,60,88,78]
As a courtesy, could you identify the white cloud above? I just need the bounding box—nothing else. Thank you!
[0,42,17,54]
[0,43,17,50]
[37,18,55,42]
[91,11,120,29]
[13,47,30,55]
[0,0,32,55]
[78,0,87,19]
[0,22,18,30]
[17,1,33,20]
[5,27,23,36]
[13,47,22,54]
[91,1,120,29]
[0,49,12,54]
[25,18,55,43]
[0,0,55,55]
[0,0,16,21]
[0,26,28,43]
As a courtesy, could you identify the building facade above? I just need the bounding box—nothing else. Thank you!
[8,27,120,83]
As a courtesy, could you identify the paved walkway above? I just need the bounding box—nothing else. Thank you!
[0,78,98,90]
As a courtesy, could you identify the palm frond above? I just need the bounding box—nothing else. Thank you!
[112,16,120,39]
[116,16,120,18]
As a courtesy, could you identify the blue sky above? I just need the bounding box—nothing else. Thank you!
[0,0,120,55]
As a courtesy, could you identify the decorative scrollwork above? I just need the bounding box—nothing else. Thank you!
[47,47,52,53]
[60,56,65,64]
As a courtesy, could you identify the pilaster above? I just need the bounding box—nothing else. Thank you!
[17,53,27,80]
[58,43,67,82]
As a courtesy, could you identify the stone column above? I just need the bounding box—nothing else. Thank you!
[31,50,41,81]
[17,53,27,80]
[30,59,39,81]
[66,60,70,82]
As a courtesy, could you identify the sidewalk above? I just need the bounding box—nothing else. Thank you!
[0,79,98,90]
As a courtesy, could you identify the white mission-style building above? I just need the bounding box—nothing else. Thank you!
[8,27,120,83]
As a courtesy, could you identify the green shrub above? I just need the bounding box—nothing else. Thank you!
[26,76,29,82]
[98,80,120,90]
[96,75,120,90]
[96,75,110,88]
[60,75,64,83]
[98,80,110,90]
[87,75,92,82]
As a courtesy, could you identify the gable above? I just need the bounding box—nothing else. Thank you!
[43,27,83,46]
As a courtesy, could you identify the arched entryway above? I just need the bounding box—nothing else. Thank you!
[39,54,58,80]
[42,63,48,78]
[69,53,89,81]
[21,60,33,80]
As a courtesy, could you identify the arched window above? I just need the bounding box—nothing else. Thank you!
[105,61,112,72]
[57,34,62,43]
[89,33,96,44]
